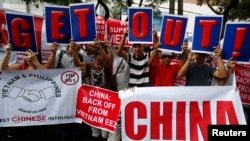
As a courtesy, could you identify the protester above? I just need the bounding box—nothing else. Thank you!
[108,28,160,140]
[80,43,97,84]
[81,43,96,63]
[107,46,130,141]
[210,58,236,86]
[72,38,113,141]
[0,33,18,139]
[87,41,112,141]
[46,40,87,141]
[148,30,162,86]
[153,51,181,86]
[117,28,160,87]
[149,48,162,86]
[0,43,46,141]
[177,44,227,86]
[0,43,45,70]
[72,38,113,87]
[110,46,130,90]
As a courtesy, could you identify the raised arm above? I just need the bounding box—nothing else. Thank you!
[46,42,58,69]
[148,29,161,66]
[177,42,194,77]
[103,40,113,66]
[217,59,236,85]
[70,40,85,67]
[0,43,20,70]
[94,37,112,67]
[0,43,12,70]
[117,28,129,60]
[212,46,227,79]
[148,41,160,66]
[153,29,159,43]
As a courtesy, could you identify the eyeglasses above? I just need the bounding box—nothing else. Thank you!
[162,55,173,59]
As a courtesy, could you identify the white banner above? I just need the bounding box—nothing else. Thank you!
[0,68,82,127]
[119,86,246,141]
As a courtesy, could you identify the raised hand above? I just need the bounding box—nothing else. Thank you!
[227,58,236,70]
[123,27,129,37]
[26,49,37,60]
[5,42,12,52]
[213,46,222,57]
[49,42,59,54]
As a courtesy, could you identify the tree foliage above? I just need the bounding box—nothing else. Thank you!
[22,0,81,6]
[230,0,250,21]
[197,0,250,21]
[22,0,250,21]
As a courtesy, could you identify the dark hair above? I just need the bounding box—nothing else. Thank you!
[197,53,208,56]
[132,43,142,47]
[23,49,42,68]
[162,54,173,59]
[93,48,100,56]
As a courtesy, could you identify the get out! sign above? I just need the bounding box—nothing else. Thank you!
[4,3,250,63]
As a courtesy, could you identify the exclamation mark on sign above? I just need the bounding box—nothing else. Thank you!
[232,28,247,58]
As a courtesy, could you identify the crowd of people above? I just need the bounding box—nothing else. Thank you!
[0,27,250,141]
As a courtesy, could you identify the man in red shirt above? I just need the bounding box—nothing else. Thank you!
[153,51,181,86]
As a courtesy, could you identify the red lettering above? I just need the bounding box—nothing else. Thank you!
[151,102,172,140]
[232,28,247,58]
[163,19,183,46]
[51,11,65,40]
[125,101,147,140]
[190,101,211,141]
[11,18,31,48]
[199,20,217,48]
[74,8,90,38]
[217,101,239,124]
[12,115,46,123]
[132,12,149,38]
[176,101,186,140]
[124,100,240,140]
[120,21,128,26]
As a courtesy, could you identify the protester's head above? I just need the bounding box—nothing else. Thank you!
[24,49,42,67]
[123,46,130,53]
[205,54,213,64]
[132,43,144,58]
[161,51,174,65]
[93,49,105,65]
[84,43,96,54]
[195,53,208,64]
[67,41,81,55]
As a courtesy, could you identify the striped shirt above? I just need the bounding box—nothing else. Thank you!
[127,52,150,87]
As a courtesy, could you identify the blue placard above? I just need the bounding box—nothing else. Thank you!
[69,3,96,43]
[160,14,188,53]
[192,15,223,54]
[5,12,38,53]
[222,22,250,64]
[128,7,153,44]
[45,5,71,44]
